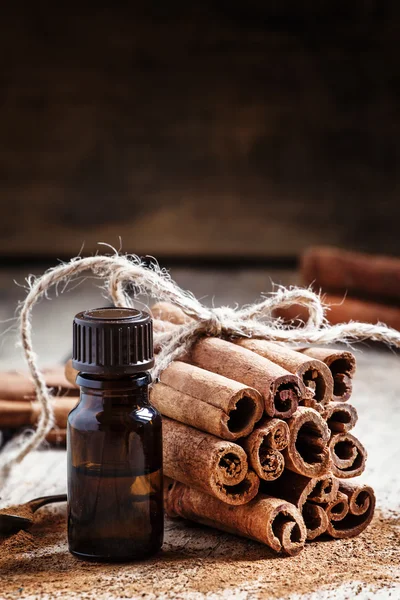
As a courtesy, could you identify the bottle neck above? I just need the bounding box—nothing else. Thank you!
[76,372,151,409]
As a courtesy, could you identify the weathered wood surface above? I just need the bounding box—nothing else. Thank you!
[1,4,400,257]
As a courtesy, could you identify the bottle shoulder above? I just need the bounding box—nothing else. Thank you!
[68,398,161,430]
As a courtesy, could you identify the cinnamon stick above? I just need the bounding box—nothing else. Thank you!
[301,246,400,303]
[274,294,400,332]
[65,360,79,388]
[283,407,331,477]
[324,490,349,536]
[236,339,333,412]
[300,348,356,401]
[325,481,376,539]
[151,302,191,324]
[190,338,302,419]
[261,470,338,540]
[163,418,259,505]
[0,366,75,400]
[242,418,289,481]
[323,402,358,434]
[45,428,67,446]
[151,361,263,440]
[0,397,79,428]
[164,480,306,556]
[329,433,367,478]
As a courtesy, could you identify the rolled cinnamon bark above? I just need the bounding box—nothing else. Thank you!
[325,481,376,539]
[324,402,358,434]
[274,294,400,332]
[261,470,338,540]
[242,418,289,481]
[151,302,190,324]
[0,366,75,400]
[190,338,302,419]
[65,360,79,388]
[236,339,333,412]
[301,246,400,303]
[164,480,306,556]
[329,433,367,478]
[151,362,263,440]
[300,348,356,401]
[324,490,349,536]
[301,502,329,541]
[45,428,67,446]
[0,397,79,428]
[283,407,331,477]
[163,417,259,505]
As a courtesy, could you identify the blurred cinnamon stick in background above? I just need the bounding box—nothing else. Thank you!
[302,246,400,302]
[275,246,400,331]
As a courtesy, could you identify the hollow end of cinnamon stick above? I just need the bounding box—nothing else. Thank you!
[270,375,303,419]
[300,348,356,401]
[261,471,338,509]
[324,402,358,434]
[297,360,334,410]
[326,482,376,539]
[215,469,260,505]
[162,417,254,503]
[329,433,367,478]
[190,338,301,419]
[325,491,349,525]
[236,339,333,411]
[150,382,261,441]
[158,361,264,440]
[283,407,331,477]
[225,389,264,438]
[243,418,289,481]
[164,481,306,556]
[302,502,329,540]
[215,447,248,486]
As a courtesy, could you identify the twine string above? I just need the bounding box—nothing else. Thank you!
[0,252,399,486]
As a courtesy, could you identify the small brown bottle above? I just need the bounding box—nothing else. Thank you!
[67,307,163,561]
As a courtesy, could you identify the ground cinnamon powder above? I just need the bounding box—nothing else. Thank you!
[0,506,399,599]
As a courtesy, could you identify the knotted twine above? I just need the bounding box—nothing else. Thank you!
[1,252,400,487]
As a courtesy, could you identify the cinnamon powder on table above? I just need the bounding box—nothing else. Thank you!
[0,506,399,599]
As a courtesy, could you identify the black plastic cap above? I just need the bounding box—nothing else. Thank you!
[72,307,154,375]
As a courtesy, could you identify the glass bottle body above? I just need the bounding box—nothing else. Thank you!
[67,373,163,561]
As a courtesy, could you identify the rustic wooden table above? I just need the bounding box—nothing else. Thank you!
[0,265,399,599]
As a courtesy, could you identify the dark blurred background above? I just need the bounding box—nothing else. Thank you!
[1,2,399,262]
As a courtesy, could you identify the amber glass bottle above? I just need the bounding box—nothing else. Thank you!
[67,307,163,561]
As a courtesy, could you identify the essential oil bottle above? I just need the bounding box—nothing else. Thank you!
[67,307,163,561]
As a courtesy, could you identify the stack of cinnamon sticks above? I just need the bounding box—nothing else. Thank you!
[148,302,375,556]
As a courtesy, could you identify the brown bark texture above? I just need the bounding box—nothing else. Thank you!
[283,407,331,477]
[242,418,288,481]
[164,480,306,556]
[300,347,356,401]
[190,338,302,419]
[324,402,358,434]
[0,366,75,400]
[329,433,367,478]
[301,246,400,303]
[162,417,259,505]
[260,470,338,540]
[0,397,78,429]
[236,339,333,412]
[324,480,376,539]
